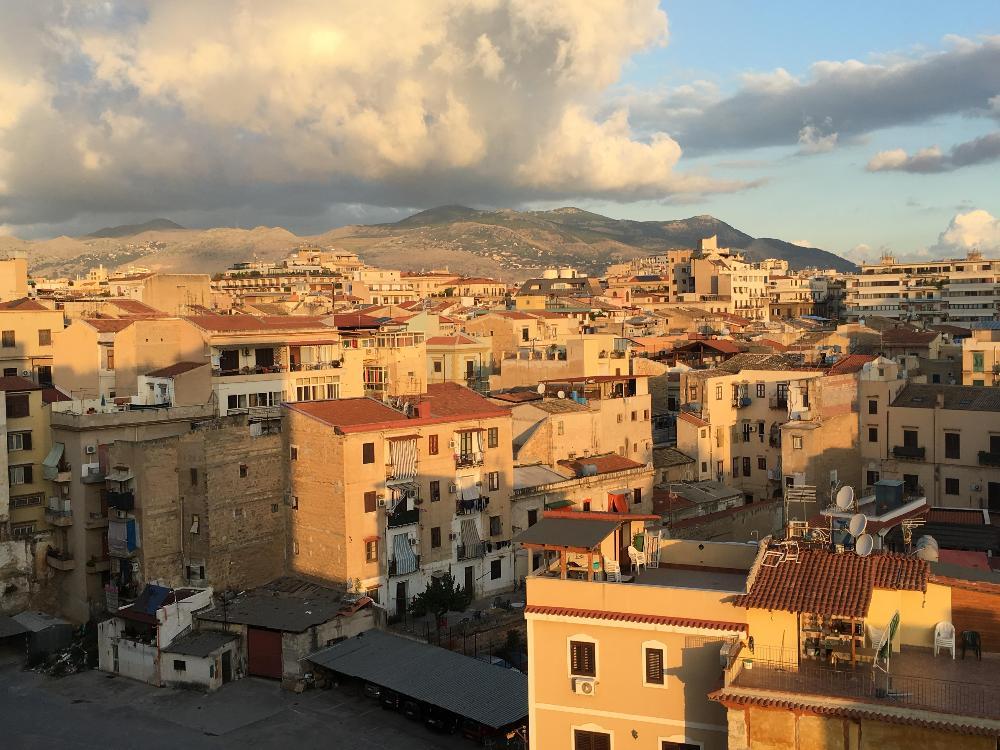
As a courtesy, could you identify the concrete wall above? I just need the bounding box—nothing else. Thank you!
[0,258,29,301]
[97,618,158,684]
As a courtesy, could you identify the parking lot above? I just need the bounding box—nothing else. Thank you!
[0,659,471,750]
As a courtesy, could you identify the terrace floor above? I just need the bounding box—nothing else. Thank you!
[635,565,747,592]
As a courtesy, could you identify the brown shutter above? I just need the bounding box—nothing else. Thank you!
[364,491,377,513]
[645,647,664,684]
[21,432,32,450]
[570,641,595,676]
[362,442,375,463]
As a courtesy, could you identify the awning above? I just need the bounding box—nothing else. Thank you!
[392,533,418,576]
[42,443,65,480]
[388,436,417,480]
[460,519,482,550]
[458,475,479,502]
[106,469,134,483]
[108,519,128,557]
[544,499,575,510]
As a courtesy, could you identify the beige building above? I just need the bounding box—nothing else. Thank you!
[425,333,491,392]
[286,383,515,617]
[0,297,64,385]
[962,323,1000,385]
[460,310,579,368]
[489,333,635,391]
[0,257,29,301]
[2,376,54,539]
[106,272,212,315]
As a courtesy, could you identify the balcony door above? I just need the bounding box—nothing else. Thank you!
[219,349,238,373]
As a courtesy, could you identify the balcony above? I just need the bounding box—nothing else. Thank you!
[457,542,486,561]
[212,364,287,377]
[86,556,111,573]
[456,496,490,516]
[290,360,342,371]
[387,507,420,529]
[768,396,787,410]
[388,555,420,577]
[978,450,1000,467]
[106,490,135,511]
[733,396,752,409]
[86,511,110,529]
[45,506,73,527]
[892,445,926,460]
[454,452,484,469]
[46,549,76,571]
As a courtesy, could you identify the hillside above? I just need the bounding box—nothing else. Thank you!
[5,207,856,279]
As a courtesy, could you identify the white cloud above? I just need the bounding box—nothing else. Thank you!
[797,122,838,154]
[790,239,813,248]
[937,209,1000,252]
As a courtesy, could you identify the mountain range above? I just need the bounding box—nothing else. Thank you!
[0,206,856,280]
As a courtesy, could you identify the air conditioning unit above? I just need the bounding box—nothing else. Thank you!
[376,498,387,508]
[21,370,31,377]
[971,483,981,492]
[449,483,458,493]
[405,488,417,500]
[85,446,97,455]
[572,677,596,696]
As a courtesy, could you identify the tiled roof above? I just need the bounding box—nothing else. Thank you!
[674,338,742,354]
[652,446,695,468]
[42,387,71,404]
[718,352,810,373]
[185,314,331,332]
[678,411,709,427]
[106,299,166,316]
[734,549,926,618]
[0,376,42,392]
[881,329,940,345]
[826,353,878,375]
[405,382,510,420]
[425,334,481,346]
[756,338,788,352]
[0,297,49,311]
[525,605,746,633]
[926,508,984,526]
[558,453,647,476]
[930,324,971,336]
[145,361,207,378]
[892,383,1000,412]
[83,318,134,332]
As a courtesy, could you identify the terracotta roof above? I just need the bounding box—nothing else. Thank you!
[106,299,166,316]
[425,334,481,346]
[145,361,207,378]
[328,313,382,329]
[42,387,72,404]
[0,297,49,311]
[678,411,709,427]
[757,338,788,352]
[734,549,927,618]
[926,508,984,525]
[525,605,746,633]
[892,383,1000,412]
[881,329,940,345]
[83,318,134,332]
[557,453,647,476]
[0,376,42,392]
[185,314,332,332]
[826,353,878,375]
[930,324,972,337]
[673,338,742,354]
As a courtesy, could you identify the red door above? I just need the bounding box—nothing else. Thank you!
[247,628,282,679]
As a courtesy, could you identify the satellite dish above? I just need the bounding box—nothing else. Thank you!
[557,390,565,399]
[916,535,938,551]
[536,384,545,394]
[848,513,868,537]
[835,486,855,511]
[855,533,874,557]
[915,538,939,562]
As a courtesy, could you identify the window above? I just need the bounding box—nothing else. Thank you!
[701,461,708,474]
[431,527,441,548]
[366,586,380,604]
[758,457,766,470]
[490,559,501,580]
[715,385,723,400]
[173,660,186,672]
[868,399,878,415]
[190,468,198,486]
[433,360,442,373]
[644,645,665,685]
[428,434,438,455]
[616,414,623,424]
[36,328,53,346]
[792,435,803,450]
[364,491,377,513]
[11,523,35,540]
[756,383,766,398]
[631,410,637,422]
[239,464,248,478]
[1,330,14,348]
[661,742,700,750]
[557,421,564,436]
[569,640,596,677]
[868,427,878,443]
[732,457,739,476]
[190,514,200,534]
[8,465,32,485]
[489,515,502,536]
[5,393,29,419]
[10,494,42,508]
[632,488,642,505]
[903,429,918,448]
[573,729,610,750]
[365,539,378,563]
[944,432,960,460]
[866,470,880,487]
[106,349,115,370]
[487,427,499,448]
[362,442,375,464]
[742,457,751,477]
[973,352,984,372]
[430,480,440,502]
[945,477,959,496]
[6,431,31,451]
[527,509,538,527]
[487,471,500,491]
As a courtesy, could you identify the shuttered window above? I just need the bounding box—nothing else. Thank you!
[574,729,611,750]
[644,647,664,685]
[570,640,596,677]
[363,491,377,513]
[362,442,375,464]
[5,393,29,419]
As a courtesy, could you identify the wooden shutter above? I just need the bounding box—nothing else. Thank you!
[364,491,377,513]
[5,393,29,419]
[645,647,664,684]
[362,442,375,464]
[21,431,31,450]
[574,730,611,750]
[570,640,595,676]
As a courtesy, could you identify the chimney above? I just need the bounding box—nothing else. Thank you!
[416,400,432,419]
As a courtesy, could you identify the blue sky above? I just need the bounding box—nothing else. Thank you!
[576,1,1000,258]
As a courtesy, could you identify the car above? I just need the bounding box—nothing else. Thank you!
[423,705,459,734]
[362,682,381,700]
[401,698,423,721]
[380,689,401,710]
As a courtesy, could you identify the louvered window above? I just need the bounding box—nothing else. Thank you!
[645,647,664,685]
[570,640,595,677]
[574,729,611,750]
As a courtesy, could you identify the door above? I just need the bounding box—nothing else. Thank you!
[247,627,282,679]
[219,349,239,373]
[989,482,1000,513]
[395,581,407,617]
[464,565,475,596]
[221,650,233,683]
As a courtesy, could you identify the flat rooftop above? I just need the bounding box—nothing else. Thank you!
[636,566,747,592]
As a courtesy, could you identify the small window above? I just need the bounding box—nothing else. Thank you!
[173,660,186,672]
[868,427,878,443]
[631,411,637,422]
[190,468,198,487]
[868,399,878,415]
[431,527,441,548]
[362,442,375,464]
[792,435,803,450]
[643,409,650,420]
[758,457,766,470]
[944,432,960,460]
[945,477,959,496]
[644,646,665,685]
[632,488,642,505]
[866,470,880,487]
[433,361,442,373]
[364,491,377,513]
[489,515,502,536]
[38,329,52,346]
[715,385,723,400]
[365,539,378,563]
[616,414,623,423]
[574,730,611,750]
[428,434,438,455]
[290,445,298,461]
[190,514,200,534]
[487,427,499,448]
[527,509,538,527]
[490,559,501,580]
[239,464,248,478]
[5,393,29,419]
[271,503,279,513]
[488,471,500,491]
[1,330,14,348]
[430,480,440,502]
[756,383,766,398]
[569,640,596,677]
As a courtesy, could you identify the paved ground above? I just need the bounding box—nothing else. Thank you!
[0,661,471,749]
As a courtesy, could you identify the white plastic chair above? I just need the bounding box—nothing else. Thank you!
[934,621,956,659]
[604,559,622,582]
[627,545,647,573]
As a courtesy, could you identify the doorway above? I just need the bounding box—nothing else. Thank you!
[988,482,1000,513]
[464,565,475,596]
[395,581,407,617]
[221,650,233,683]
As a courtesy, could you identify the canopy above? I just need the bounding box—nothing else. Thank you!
[392,533,418,576]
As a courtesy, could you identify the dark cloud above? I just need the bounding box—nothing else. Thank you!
[867,131,1000,173]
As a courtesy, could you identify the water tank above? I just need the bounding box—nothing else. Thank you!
[874,479,904,510]
[542,269,559,279]
[558,268,575,279]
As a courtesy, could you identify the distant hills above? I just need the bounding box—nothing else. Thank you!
[0,206,856,279]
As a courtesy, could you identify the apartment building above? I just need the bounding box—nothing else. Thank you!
[105,272,213,316]
[47,401,217,622]
[285,383,515,617]
[460,310,580,367]
[2,376,54,539]
[517,512,753,750]
[347,268,420,306]
[425,333,491,392]
[767,275,826,320]
[514,268,603,310]
[0,297,64,385]
[489,333,636,391]
[844,250,1000,324]
[0,257,29,301]
[355,328,427,397]
[963,321,1000,385]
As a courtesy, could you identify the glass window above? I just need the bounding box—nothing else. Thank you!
[944,432,960,460]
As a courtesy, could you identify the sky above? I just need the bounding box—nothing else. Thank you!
[0,0,998,263]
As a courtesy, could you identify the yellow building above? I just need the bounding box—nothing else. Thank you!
[0,257,29,301]
[0,297,65,385]
[962,323,1000,386]
[425,333,491,392]
[2,376,54,538]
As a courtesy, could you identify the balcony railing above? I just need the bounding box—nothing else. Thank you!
[455,496,489,516]
[457,543,486,561]
[387,507,420,528]
[733,396,752,408]
[45,506,73,527]
[290,361,343,371]
[978,450,1000,467]
[46,549,76,571]
[213,364,287,377]
[892,445,926,460]
[388,555,420,577]
[106,490,135,511]
[454,452,484,468]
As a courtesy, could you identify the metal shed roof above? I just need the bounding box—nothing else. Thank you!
[513,516,619,550]
[308,630,527,729]
[163,630,237,658]
[0,614,29,639]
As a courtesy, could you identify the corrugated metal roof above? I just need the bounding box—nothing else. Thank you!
[513,516,619,549]
[163,630,236,657]
[308,630,527,729]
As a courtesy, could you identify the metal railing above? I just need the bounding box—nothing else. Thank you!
[457,543,486,561]
[456,497,489,515]
[455,452,484,468]
[892,445,926,460]
[388,555,420,577]
[387,507,420,528]
[978,450,1000,467]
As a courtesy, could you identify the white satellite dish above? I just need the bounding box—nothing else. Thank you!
[855,533,874,557]
[557,390,565,399]
[848,513,868,537]
[835,486,855,511]
[536,383,545,394]
[916,535,938,551]
[914,538,939,562]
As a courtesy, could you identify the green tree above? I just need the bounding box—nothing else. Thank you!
[409,572,472,624]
